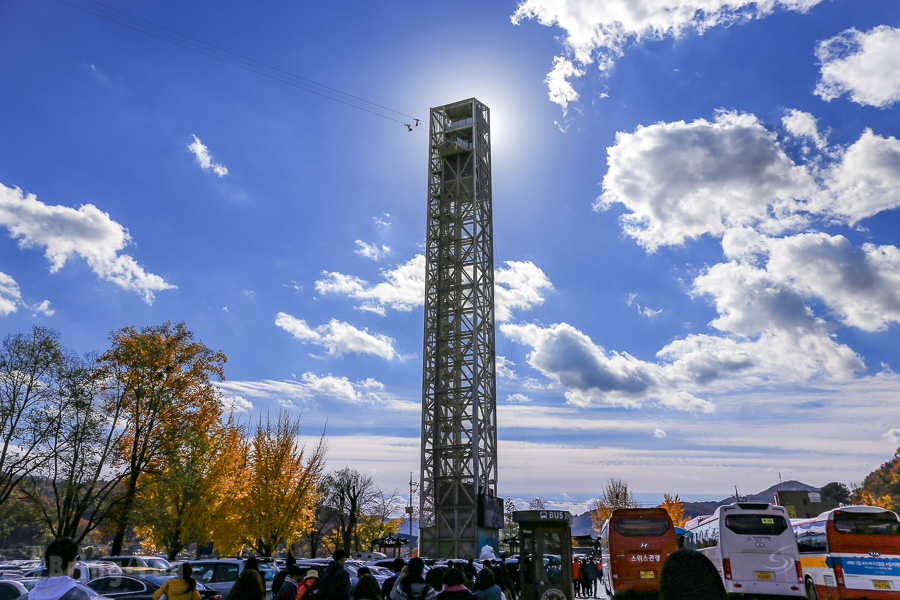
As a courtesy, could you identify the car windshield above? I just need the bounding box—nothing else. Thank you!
[144,559,170,570]
[834,511,900,535]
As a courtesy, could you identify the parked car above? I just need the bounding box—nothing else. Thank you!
[172,558,266,599]
[12,579,111,600]
[0,580,28,600]
[87,574,222,600]
[19,561,122,583]
[102,557,171,574]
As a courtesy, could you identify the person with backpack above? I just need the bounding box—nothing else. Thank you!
[275,566,304,600]
[296,569,318,600]
[380,558,405,600]
[153,563,202,600]
[389,557,435,600]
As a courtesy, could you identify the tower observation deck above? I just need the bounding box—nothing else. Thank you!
[419,98,501,559]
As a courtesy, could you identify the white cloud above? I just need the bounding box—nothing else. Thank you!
[495,260,554,322]
[0,182,175,303]
[882,428,900,444]
[658,391,715,414]
[782,109,827,150]
[595,111,814,250]
[496,355,517,379]
[315,255,425,315]
[222,394,253,413]
[500,321,662,408]
[373,213,393,228]
[354,240,390,260]
[653,428,667,439]
[317,255,553,322]
[625,293,662,318]
[507,393,533,403]
[187,134,228,177]
[816,129,900,224]
[815,26,900,108]
[275,313,397,360]
[544,56,584,111]
[0,272,21,316]
[217,373,388,407]
[511,0,824,109]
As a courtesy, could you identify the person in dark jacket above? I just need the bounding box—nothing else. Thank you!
[25,539,93,600]
[380,558,405,600]
[228,561,265,600]
[390,557,435,600]
[436,569,473,600]
[658,548,726,600]
[318,550,352,600]
[274,565,304,600]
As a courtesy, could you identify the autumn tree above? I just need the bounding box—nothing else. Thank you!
[241,410,326,557]
[661,493,686,527]
[23,351,129,541]
[852,449,900,510]
[101,321,227,555]
[590,478,639,533]
[0,327,66,508]
[133,414,249,560]
[301,488,336,558]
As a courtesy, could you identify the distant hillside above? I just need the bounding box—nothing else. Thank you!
[571,480,820,536]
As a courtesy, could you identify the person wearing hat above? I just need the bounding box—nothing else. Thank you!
[297,569,319,600]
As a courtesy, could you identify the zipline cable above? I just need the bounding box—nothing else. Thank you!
[51,0,424,130]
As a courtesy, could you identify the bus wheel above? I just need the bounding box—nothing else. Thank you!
[805,578,819,600]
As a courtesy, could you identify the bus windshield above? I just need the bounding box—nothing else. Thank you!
[833,511,900,535]
[724,514,788,535]
[613,518,670,536]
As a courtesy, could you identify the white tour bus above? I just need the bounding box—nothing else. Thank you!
[685,502,804,598]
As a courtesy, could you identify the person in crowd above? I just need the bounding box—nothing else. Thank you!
[582,558,600,598]
[436,569,473,600]
[571,558,581,598]
[425,567,444,595]
[227,559,265,600]
[153,563,202,600]
[471,568,503,600]
[657,548,726,600]
[274,565,304,600]
[318,550,352,600]
[26,539,93,600]
[578,559,591,598]
[297,569,319,600]
[490,564,514,600]
[390,557,436,600]
[381,558,405,600]
[352,574,382,600]
[462,560,477,583]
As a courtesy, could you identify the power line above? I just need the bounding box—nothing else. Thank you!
[51,0,424,130]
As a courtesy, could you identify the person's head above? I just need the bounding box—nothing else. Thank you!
[406,557,425,579]
[287,565,305,581]
[352,574,382,600]
[305,569,319,581]
[658,548,726,600]
[178,563,197,592]
[246,557,260,573]
[425,566,444,590]
[333,549,347,564]
[474,568,496,591]
[45,538,80,577]
[357,566,372,577]
[286,552,297,568]
[443,569,465,588]
[391,558,405,574]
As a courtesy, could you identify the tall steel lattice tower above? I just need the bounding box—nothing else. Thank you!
[419,98,501,559]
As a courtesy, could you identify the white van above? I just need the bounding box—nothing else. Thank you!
[685,502,805,597]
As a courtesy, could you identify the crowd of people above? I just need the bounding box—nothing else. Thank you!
[23,539,727,600]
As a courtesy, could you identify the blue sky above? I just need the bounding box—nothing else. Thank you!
[2,0,899,510]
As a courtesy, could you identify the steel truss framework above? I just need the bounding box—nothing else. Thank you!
[420,98,498,558]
